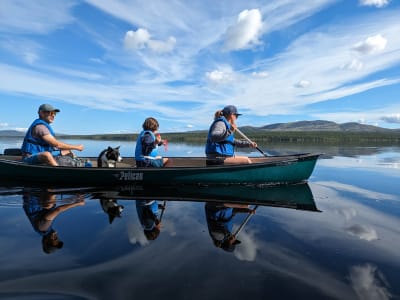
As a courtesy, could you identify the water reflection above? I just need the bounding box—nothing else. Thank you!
[136,200,166,240]
[99,198,124,224]
[205,202,257,252]
[22,188,85,254]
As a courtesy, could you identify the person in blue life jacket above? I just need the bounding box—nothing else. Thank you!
[21,104,84,166]
[135,117,169,167]
[205,105,257,165]
[205,202,256,252]
[23,189,85,254]
[136,200,166,241]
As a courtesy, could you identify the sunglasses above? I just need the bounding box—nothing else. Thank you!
[43,111,57,116]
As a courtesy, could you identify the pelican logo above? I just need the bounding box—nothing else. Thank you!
[117,171,143,181]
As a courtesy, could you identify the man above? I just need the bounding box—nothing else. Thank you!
[21,104,84,166]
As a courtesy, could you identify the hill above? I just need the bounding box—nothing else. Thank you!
[257,120,397,132]
[0,130,25,137]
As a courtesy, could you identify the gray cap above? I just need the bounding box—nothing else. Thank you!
[38,104,60,113]
[222,105,241,116]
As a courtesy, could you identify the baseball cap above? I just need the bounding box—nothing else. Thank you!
[38,104,60,113]
[222,105,241,116]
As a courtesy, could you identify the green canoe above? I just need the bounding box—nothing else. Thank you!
[0,153,320,186]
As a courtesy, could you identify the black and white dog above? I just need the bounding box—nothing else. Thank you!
[97,146,122,168]
[100,199,124,224]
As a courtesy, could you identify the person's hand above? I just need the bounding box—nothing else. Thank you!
[76,144,84,151]
[230,123,237,132]
[251,142,257,148]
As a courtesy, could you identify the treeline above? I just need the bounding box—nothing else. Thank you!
[59,130,400,145]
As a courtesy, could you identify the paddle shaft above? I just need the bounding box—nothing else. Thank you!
[235,128,268,157]
[233,205,258,238]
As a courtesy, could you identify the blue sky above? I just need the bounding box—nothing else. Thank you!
[1,0,400,134]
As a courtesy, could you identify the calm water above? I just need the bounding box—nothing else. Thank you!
[0,138,399,300]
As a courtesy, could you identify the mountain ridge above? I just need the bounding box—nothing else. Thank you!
[0,120,399,137]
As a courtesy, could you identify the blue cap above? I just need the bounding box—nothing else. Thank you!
[222,105,241,116]
[38,104,60,113]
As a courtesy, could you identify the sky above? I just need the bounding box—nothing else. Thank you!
[0,0,400,135]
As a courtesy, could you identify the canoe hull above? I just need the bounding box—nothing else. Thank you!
[0,153,320,186]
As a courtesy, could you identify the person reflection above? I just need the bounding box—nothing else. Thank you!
[136,200,166,241]
[23,189,85,254]
[205,202,256,252]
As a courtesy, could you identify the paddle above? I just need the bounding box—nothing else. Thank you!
[159,200,167,222]
[233,205,258,238]
[235,128,269,157]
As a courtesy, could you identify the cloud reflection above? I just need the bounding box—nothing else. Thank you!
[349,263,392,300]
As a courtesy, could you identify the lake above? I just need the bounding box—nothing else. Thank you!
[0,138,399,300]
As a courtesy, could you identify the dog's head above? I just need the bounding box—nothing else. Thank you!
[105,146,122,162]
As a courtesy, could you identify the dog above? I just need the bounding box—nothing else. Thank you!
[100,199,124,224]
[97,146,122,168]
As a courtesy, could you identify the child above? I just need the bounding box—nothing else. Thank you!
[135,117,169,167]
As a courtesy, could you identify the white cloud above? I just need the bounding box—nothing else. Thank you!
[295,80,312,88]
[359,0,391,8]
[205,67,235,83]
[251,71,269,78]
[0,123,9,128]
[342,58,363,71]
[224,9,264,51]
[0,0,75,34]
[380,114,400,124]
[352,34,387,55]
[349,264,392,300]
[124,28,176,53]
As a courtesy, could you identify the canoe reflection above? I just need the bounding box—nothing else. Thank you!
[92,183,318,212]
[22,188,85,254]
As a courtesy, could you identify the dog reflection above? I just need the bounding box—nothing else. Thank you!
[100,199,124,224]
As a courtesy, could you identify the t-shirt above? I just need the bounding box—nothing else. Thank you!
[32,124,51,139]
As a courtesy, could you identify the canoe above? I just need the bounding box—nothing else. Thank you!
[0,153,320,186]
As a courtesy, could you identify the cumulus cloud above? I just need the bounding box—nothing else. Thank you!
[223,9,264,51]
[359,0,391,8]
[352,34,387,55]
[205,68,234,83]
[295,80,312,88]
[380,114,400,124]
[349,264,392,300]
[124,28,176,53]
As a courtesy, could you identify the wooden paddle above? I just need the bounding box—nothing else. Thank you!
[235,128,269,157]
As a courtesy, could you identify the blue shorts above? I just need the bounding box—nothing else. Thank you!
[22,155,40,164]
[136,158,164,168]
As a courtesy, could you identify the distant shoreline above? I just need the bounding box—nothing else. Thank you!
[2,130,399,145]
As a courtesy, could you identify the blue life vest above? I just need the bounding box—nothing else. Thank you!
[21,119,57,155]
[135,130,158,161]
[205,117,235,156]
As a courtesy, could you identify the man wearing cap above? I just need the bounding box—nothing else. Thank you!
[21,104,84,166]
[205,105,257,165]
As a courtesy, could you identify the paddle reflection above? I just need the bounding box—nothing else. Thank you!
[22,188,85,254]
